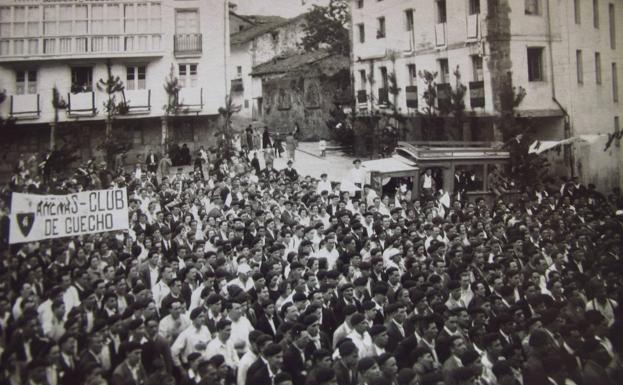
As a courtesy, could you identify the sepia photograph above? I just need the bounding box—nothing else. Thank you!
[0,0,622,385]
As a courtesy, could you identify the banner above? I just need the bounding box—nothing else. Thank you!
[9,188,129,244]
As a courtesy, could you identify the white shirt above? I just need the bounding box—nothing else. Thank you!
[315,246,340,270]
[229,317,254,352]
[206,337,239,368]
[171,325,212,366]
[152,281,170,309]
[237,351,257,385]
[317,180,332,194]
[159,314,191,343]
[346,330,374,358]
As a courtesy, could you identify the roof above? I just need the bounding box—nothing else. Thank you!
[230,14,305,46]
[361,156,419,174]
[250,50,348,76]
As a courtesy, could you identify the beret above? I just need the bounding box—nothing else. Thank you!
[293,292,307,302]
[128,319,143,331]
[190,307,204,320]
[377,352,393,365]
[460,349,481,366]
[208,354,225,366]
[344,304,358,316]
[263,342,283,357]
[339,283,354,292]
[338,340,357,356]
[216,319,232,330]
[122,341,142,353]
[372,285,387,296]
[313,348,331,360]
[187,352,201,362]
[350,313,365,326]
[303,314,319,326]
[447,280,460,290]
[362,300,376,311]
[412,346,432,361]
[206,293,222,305]
[369,324,386,337]
[357,357,376,372]
[354,277,368,286]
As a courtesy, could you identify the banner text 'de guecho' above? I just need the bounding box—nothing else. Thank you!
[9,188,129,244]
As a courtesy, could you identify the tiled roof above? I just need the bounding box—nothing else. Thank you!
[230,14,305,46]
[250,50,349,76]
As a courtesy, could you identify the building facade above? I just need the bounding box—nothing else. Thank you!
[0,0,229,175]
[350,0,622,190]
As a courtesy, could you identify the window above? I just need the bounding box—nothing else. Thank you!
[179,64,198,88]
[407,64,417,85]
[380,67,388,89]
[437,0,447,23]
[175,9,199,35]
[126,66,146,90]
[43,5,58,35]
[236,66,242,78]
[469,0,481,15]
[359,70,366,88]
[377,17,385,38]
[595,52,602,84]
[527,47,544,81]
[357,23,365,43]
[75,5,87,35]
[405,9,414,31]
[613,63,619,102]
[105,4,121,34]
[16,70,37,95]
[71,67,93,93]
[91,4,104,34]
[574,0,581,24]
[472,56,483,81]
[609,3,616,49]
[357,0,364,9]
[525,0,540,15]
[593,0,599,28]
[439,59,449,83]
[131,127,144,146]
[576,50,583,84]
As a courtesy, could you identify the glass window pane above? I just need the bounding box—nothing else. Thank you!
[14,23,25,37]
[27,6,39,22]
[15,6,25,20]
[76,5,87,19]
[107,4,120,19]
[0,23,10,37]
[0,7,11,22]
[43,5,56,21]
[92,5,103,19]
[59,5,72,20]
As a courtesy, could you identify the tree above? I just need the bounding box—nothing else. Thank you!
[97,61,126,140]
[448,66,467,140]
[217,94,241,159]
[0,89,15,128]
[418,69,441,140]
[301,0,350,56]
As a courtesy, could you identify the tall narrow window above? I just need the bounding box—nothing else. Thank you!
[472,56,483,81]
[437,0,447,23]
[576,50,583,84]
[439,59,450,83]
[377,17,385,38]
[16,70,37,95]
[593,0,599,28]
[609,3,616,49]
[405,9,414,31]
[236,66,242,78]
[527,47,544,82]
[179,64,198,88]
[380,67,388,89]
[595,52,602,84]
[525,0,540,15]
[469,0,481,14]
[359,70,366,88]
[126,66,146,90]
[357,0,364,9]
[613,63,619,102]
[71,67,93,93]
[407,64,417,85]
[574,0,581,24]
[358,23,365,43]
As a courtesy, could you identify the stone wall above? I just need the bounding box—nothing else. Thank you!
[260,74,349,140]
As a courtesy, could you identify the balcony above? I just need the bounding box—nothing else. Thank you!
[357,90,368,110]
[231,78,244,92]
[469,81,485,108]
[436,83,451,111]
[123,89,151,114]
[405,86,418,109]
[67,92,97,117]
[0,34,163,62]
[467,13,480,40]
[177,88,203,112]
[174,34,202,56]
[435,23,447,47]
[10,94,40,119]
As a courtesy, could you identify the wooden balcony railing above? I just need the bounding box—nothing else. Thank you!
[174,34,202,55]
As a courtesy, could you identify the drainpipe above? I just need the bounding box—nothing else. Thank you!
[545,0,573,177]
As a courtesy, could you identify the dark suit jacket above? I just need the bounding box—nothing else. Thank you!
[141,335,174,374]
[283,345,307,385]
[386,320,406,352]
[256,314,280,338]
[333,360,357,385]
[441,355,462,385]
[111,361,147,385]
[58,354,81,385]
[246,359,271,385]
[582,359,616,385]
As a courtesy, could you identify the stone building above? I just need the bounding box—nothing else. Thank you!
[250,50,351,140]
[0,0,229,176]
[350,0,622,190]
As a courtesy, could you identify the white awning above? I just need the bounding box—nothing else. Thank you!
[361,156,419,174]
[528,135,607,154]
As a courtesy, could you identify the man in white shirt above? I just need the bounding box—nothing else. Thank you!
[159,299,190,343]
[227,299,254,353]
[346,313,374,358]
[206,319,239,369]
[315,235,340,270]
[171,308,212,367]
[317,173,332,195]
[348,159,366,199]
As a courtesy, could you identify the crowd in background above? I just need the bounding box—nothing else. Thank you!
[0,142,622,385]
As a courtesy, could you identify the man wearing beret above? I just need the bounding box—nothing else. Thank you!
[111,341,146,385]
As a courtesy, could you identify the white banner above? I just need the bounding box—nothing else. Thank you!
[9,188,129,244]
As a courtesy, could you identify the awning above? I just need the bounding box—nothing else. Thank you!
[528,135,607,154]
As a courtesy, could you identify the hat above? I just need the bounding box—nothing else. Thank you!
[353,159,362,164]
[293,292,307,302]
[447,280,460,290]
[190,308,204,320]
[338,340,358,356]
[357,357,376,372]
[362,300,376,311]
[460,349,480,366]
[263,343,283,357]
[303,314,319,327]
[350,313,365,326]
[369,324,387,337]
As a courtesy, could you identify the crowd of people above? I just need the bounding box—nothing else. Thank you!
[0,142,622,385]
